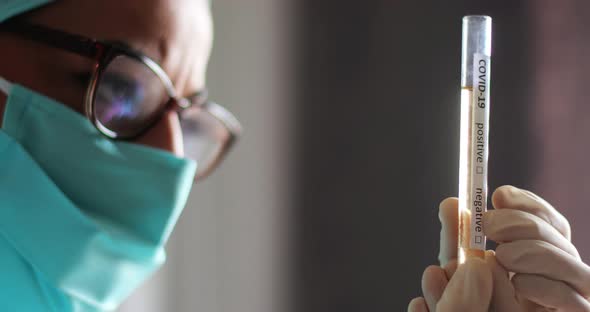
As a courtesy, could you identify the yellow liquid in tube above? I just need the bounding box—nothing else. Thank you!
[458,86,486,264]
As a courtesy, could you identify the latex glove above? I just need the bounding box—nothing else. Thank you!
[408,257,493,312]
[441,197,520,311]
[484,185,590,311]
[408,198,495,312]
[412,187,590,311]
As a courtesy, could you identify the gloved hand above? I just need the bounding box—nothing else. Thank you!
[408,198,497,312]
[407,256,493,312]
[409,186,590,311]
[485,185,590,311]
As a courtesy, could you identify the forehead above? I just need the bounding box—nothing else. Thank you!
[27,0,213,89]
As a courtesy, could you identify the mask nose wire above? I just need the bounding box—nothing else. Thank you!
[0,76,13,96]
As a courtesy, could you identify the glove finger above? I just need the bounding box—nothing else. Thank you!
[438,198,458,267]
[421,265,448,312]
[484,250,521,311]
[484,209,580,259]
[443,259,457,281]
[512,273,590,311]
[517,299,544,311]
[491,186,571,240]
[408,297,429,312]
[496,240,590,297]
[436,258,492,312]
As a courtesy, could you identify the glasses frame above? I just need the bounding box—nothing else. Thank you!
[1,18,242,180]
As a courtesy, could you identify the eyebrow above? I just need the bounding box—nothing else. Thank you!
[107,40,163,64]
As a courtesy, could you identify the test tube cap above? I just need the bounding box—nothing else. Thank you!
[461,15,492,87]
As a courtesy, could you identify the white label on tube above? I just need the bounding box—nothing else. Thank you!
[469,53,490,250]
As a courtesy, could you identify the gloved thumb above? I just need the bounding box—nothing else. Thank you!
[436,257,493,312]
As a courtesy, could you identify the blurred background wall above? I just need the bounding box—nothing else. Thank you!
[531,0,590,268]
[122,0,590,311]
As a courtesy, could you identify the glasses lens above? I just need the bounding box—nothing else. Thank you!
[181,106,232,180]
[94,55,169,137]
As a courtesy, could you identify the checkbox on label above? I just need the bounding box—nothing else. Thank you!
[476,166,484,174]
[475,236,483,244]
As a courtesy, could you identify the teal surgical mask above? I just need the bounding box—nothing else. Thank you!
[0,76,196,311]
[0,0,53,23]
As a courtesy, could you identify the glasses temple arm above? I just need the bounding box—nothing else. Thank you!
[1,20,103,59]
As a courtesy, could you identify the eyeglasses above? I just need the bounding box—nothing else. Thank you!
[1,19,242,182]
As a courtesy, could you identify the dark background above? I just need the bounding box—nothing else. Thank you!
[293,1,532,311]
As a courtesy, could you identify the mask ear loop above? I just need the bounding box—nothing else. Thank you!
[0,76,13,96]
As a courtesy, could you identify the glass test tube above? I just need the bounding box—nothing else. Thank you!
[458,16,492,264]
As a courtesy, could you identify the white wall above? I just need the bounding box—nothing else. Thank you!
[120,1,294,311]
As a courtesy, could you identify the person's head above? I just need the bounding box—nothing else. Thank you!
[0,0,213,155]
